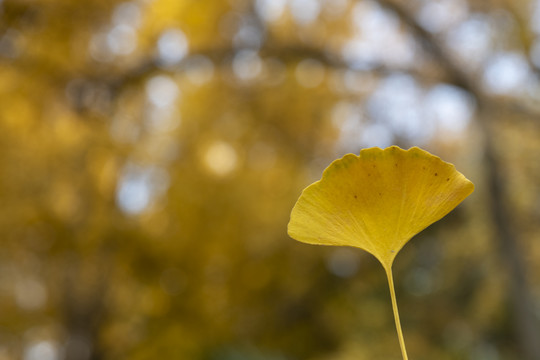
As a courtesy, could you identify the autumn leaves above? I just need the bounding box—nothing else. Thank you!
[287,146,474,360]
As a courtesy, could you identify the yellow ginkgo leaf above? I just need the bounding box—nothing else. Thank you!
[287,146,474,360]
[288,146,474,269]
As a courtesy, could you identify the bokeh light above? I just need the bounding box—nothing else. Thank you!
[1,0,540,358]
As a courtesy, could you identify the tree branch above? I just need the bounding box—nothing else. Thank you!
[375,1,540,359]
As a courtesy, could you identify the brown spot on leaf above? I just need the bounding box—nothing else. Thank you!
[434,173,438,176]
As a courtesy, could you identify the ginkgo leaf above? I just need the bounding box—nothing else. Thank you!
[287,146,474,360]
[288,146,474,269]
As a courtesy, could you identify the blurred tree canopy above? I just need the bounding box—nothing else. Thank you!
[0,0,539,359]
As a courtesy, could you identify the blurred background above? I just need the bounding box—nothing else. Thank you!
[0,0,539,359]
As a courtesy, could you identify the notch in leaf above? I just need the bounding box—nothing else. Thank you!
[287,146,474,360]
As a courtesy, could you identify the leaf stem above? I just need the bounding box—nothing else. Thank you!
[385,267,409,360]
